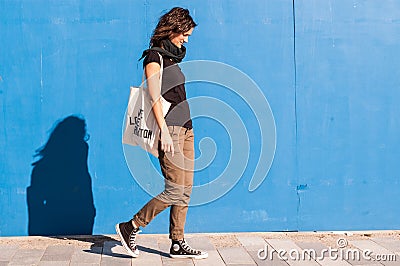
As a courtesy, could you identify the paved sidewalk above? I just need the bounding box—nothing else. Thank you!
[0,231,399,265]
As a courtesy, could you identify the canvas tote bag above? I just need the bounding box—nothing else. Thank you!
[122,53,171,157]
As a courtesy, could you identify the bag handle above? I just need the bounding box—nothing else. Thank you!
[158,52,163,90]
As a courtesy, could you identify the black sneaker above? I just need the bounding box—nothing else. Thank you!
[115,221,141,258]
[170,239,208,259]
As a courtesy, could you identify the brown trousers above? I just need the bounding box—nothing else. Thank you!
[133,126,194,240]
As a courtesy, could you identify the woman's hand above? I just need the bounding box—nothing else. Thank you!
[161,129,174,156]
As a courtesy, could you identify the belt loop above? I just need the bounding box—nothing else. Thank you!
[185,127,189,134]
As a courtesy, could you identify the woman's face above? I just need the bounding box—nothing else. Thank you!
[170,28,194,48]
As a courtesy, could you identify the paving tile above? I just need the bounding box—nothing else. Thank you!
[350,239,398,265]
[161,259,195,266]
[351,240,395,256]
[295,242,351,266]
[194,250,225,266]
[380,256,400,266]
[101,241,132,266]
[185,235,216,251]
[247,249,290,266]
[9,248,45,265]
[161,257,195,266]
[347,264,382,266]
[372,238,400,254]
[137,236,160,249]
[266,239,320,266]
[100,256,132,266]
[344,255,383,266]
[351,265,386,266]
[38,261,70,266]
[137,236,165,257]
[0,262,10,266]
[131,257,162,266]
[217,247,256,265]
[71,246,102,264]
[133,237,163,266]
[0,245,19,261]
[238,238,289,265]
[41,245,75,261]
[70,263,100,266]
[227,264,261,266]
[102,241,131,258]
[236,236,268,251]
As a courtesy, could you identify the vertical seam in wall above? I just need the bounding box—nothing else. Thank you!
[292,0,300,231]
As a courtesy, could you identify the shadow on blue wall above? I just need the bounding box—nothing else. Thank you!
[27,116,96,236]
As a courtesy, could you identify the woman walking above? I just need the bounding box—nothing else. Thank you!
[116,7,208,259]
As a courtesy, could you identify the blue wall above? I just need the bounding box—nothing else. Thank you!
[1,0,399,236]
[295,0,400,230]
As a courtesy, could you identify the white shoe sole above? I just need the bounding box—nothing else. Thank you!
[170,252,209,259]
[115,224,139,258]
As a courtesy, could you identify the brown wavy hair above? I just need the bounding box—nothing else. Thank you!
[150,7,197,47]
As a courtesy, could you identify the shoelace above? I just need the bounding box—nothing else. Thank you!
[181,239,200,254]
[129,229,141,250]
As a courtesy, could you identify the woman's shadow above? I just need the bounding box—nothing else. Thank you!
[27,115,96,236]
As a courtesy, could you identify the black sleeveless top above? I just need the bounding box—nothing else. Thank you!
[143,50,192,129]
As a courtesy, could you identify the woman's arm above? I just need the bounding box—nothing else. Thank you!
[145,62,174,155]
